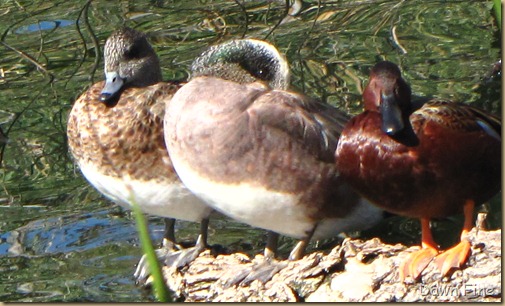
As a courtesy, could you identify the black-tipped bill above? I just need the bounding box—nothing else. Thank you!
[379,92,404,136]
[99,72,125,102]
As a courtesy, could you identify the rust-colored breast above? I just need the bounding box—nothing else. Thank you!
[336,102,501,219]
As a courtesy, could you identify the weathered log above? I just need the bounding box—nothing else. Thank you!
[162,227,501,302]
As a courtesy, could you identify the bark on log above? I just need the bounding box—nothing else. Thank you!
[162,228,501,302]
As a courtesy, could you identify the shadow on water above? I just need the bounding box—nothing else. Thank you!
[0,0,501,301]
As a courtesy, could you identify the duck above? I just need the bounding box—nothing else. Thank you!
[164,38,384,284]
[66,27,213,283]
[335,61,501,282]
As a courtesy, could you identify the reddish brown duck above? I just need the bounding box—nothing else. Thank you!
[335,61,501,281]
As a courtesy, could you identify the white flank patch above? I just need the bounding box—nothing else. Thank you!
[170,157,317,239]
[78,162,212,222]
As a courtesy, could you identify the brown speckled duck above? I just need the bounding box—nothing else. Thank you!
[335,61,501,281]
[66,27,213,282]
[164,39,384,284]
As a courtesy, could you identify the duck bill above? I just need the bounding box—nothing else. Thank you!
[379,92,404,136]
[99,71,125,102]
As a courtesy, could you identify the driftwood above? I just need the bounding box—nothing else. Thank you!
[161,227,501,302]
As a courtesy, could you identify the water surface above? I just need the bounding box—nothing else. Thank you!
[0,0,500,302]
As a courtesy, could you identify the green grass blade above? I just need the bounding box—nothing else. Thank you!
[493,0,501,30]
[129,191,172,302]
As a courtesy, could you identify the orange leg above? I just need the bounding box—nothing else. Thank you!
[399,218,439,282]
[433,199,474,277]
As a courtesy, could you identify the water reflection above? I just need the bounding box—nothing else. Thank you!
[2,210,138,256]
[0,0,500,302]
[14,20,74,34]
[0,208,157,302]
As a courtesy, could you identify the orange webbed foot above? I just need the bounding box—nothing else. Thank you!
[399,246,438,282]
[433,239,471,277]
[399,218,440,282]
[433,199,474,277]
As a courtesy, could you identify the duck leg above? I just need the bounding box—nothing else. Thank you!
[239,225,317,286]
[239,231,288,285]
[222,224,318,287]
[134,218,180,284]
[222,231,287,287]
[433,200,473,277]
[289,231,313,261]
[165,217,210,268]
[399,218,439,282]
[135,218,211,284]
[264,230,279,260]
[161,217,180,251]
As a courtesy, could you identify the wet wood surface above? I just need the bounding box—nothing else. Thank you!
[162,227,501,302]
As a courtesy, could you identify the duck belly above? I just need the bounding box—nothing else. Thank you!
[78,161,212,222]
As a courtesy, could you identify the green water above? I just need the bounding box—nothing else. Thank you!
[0,0,501,302]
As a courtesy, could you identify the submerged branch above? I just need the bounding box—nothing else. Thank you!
[0,41,53,80]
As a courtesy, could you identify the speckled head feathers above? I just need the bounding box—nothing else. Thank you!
[100,27,162,101]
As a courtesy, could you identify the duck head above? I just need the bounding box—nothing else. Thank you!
[99,27,162,102]
[363,61,412,136]
[190,38,291,90]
